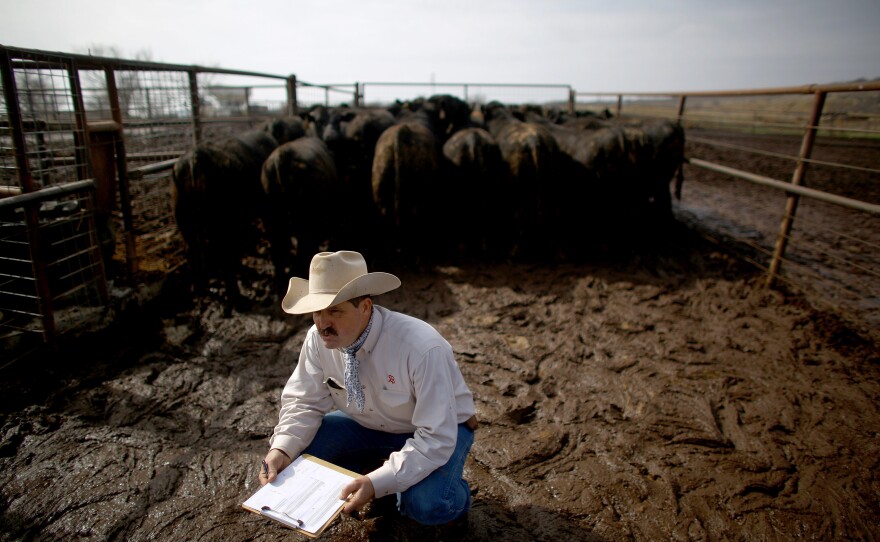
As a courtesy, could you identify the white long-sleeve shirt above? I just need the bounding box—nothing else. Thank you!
[269,305,476,498]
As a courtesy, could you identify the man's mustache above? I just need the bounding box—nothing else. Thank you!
[319,326,337,337]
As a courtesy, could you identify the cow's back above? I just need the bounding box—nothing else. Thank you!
[261,136,340,296]
[371,121,440,259]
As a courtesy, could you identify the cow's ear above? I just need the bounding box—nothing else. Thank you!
[341,111,357,122]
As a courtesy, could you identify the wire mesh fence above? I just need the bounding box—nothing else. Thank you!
[105,69,195,163]
[1,58,89,192]
[0,184,107,362]
[0,47,295,355]
[2,44,878,357]
[298,82,357,109]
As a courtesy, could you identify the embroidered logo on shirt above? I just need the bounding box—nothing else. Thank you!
[387,375,395,384]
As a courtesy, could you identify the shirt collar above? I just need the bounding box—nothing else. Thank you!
[361,305,385,354]
[340,306,374,355]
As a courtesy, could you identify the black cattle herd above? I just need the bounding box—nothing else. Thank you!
[170,95,685,314]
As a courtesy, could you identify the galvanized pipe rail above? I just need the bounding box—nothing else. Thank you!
[686,158,880,215]
[0,179,96,210]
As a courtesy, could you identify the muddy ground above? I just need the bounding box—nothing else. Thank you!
[2,135,879,541]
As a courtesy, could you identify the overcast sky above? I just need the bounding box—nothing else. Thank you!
[2,0,878,93]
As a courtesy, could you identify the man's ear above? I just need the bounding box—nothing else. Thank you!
[361,297,373,315]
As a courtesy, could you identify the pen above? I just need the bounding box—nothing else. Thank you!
[261,460,269,477]
[261,506,304,527]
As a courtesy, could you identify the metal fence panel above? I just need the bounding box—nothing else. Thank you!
[2,44,878,357]
[1,48,109,358]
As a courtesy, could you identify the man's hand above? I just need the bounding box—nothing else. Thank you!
[339,475,376,516]
[259,448,292,486]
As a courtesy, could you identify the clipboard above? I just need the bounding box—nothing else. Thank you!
[242,454,359,538]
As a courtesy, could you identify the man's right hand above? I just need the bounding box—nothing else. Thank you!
[259,448,292,485]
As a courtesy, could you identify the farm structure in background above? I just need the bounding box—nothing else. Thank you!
[1,44,878,360]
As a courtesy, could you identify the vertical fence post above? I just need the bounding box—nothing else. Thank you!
[354,82,361,107]
[0,50,34,197]
[674,95,687,199]
[568,88,575,114]
[766,90,827,288]
[287,75,298,116]
[616,95,622,118]
[85,123,115,294]
[676,95,687,122]
[188,70,202,144]
[104,67,136,283]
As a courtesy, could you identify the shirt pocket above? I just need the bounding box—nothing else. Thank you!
[324,377,345,393]
[324,377,348,409]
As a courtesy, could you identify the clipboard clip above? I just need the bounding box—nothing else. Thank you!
[260,505,304,527]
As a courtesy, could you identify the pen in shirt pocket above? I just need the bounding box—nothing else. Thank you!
[326,378,344,390]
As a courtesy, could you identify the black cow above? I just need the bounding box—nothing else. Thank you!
[614,120,685,223]
[260,136,339,300]
[426,94,473,141]
[301,105,330,139]
[262,115,308,145]
[526,110,628,194]
[320,107,397,252]
[321,106,396,170]
[441,126,507,258]
[482,101,567,259]
[171,129,278,315]
[370,110,441,261]
[548,114,685,226]
[389,94,472,143]
[523,110,685,245]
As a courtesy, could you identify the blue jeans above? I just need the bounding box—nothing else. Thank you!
[302,410,474,525]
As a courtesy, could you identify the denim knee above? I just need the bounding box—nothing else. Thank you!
[399,423,473,525]
[400,476,471,525]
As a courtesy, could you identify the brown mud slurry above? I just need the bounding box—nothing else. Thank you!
[1,135,879,541]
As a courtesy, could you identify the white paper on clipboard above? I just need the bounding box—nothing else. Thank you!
[242,454,358,537]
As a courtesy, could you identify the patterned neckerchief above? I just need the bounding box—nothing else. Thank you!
[339,308,374,412]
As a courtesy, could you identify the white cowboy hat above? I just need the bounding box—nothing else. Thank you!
[281,251,400,314]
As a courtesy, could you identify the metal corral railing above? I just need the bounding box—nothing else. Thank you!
[264,80,575,110]
[2,42,878,359]
[357,82,574,110]
[0,45,590,359]
[0,44,305,359]
[575,83,880,331]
